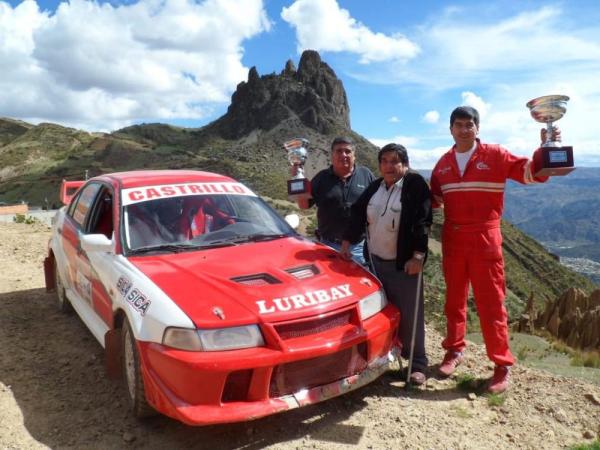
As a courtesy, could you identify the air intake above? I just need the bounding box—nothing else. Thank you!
[285,264,319,280]
[230,273,281,286]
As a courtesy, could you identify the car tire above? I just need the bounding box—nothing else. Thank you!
[122,318,155,418]
[54,262,72,313]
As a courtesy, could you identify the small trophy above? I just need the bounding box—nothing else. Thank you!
[283,138,311,200]
[526,95,575,177]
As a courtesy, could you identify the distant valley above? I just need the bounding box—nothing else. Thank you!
[504,167,600,284]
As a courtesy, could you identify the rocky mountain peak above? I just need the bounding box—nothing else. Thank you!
[212,50,350,139]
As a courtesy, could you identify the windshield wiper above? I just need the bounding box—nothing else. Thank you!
[229,233,290,243]
[128,243,200,255]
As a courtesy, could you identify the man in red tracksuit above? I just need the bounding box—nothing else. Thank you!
[430,106,555,393]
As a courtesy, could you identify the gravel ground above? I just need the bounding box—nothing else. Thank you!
[1,222,599,450]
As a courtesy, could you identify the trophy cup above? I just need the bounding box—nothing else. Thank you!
[283,138,311,200]
[526,94,575,176]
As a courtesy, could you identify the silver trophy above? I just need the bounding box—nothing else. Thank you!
[526,95,574,176]
[283,138,311,199]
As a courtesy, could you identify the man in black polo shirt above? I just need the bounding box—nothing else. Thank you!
[295,136,374,264]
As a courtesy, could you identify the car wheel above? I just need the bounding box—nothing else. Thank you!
[54,263,72,313]
[122,319,155,418]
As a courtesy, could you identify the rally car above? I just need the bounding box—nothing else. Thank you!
[44,170,400,426]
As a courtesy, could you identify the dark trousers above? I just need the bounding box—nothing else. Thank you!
[372,257,428,372]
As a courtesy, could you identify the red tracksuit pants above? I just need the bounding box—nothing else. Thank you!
[441,224,515,367]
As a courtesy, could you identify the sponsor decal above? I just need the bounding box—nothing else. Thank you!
[476,161,490,170]
[117,276,132,296]
[122,182,256,205]
[117,276,151,315]
[256,284,353,314]
[76,271,92,303]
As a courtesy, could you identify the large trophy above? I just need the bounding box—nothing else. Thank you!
[283,138,311,200]
[526,95,575,176]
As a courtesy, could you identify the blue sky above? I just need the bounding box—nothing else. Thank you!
[1,0,599,168]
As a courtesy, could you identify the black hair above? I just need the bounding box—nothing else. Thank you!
[378,143,409,166]
[450,106,480,127]
[330,136,354,151]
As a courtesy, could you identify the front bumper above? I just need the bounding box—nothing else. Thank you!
[138,304,400,425]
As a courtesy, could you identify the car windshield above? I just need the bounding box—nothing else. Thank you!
[122,193,295,253]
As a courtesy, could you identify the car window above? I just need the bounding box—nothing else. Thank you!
[69,183,101,228]
[123,194,294,252]
[87,187,114,239]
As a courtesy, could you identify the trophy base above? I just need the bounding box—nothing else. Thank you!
[287,178,311,200]
[533,146,575,177]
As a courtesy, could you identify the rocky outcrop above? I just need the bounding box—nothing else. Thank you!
[535,288,600,351]
[212,50,350,139]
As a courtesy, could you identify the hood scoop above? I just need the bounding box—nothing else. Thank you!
[285,264,319,280]
[230,273,282,286]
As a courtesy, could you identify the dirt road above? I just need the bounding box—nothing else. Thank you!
[1,222,598,449]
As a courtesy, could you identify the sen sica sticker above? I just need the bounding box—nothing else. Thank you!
[117,276,151,316]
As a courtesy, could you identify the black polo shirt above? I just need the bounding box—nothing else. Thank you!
[310,165,375,241]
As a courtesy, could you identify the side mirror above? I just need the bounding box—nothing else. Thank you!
[284,213,300,229]
[81,233,113,253]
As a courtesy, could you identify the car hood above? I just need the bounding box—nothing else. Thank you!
[128,237,380,327]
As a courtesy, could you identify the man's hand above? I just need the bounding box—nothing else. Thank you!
[340,240,353,261]
[404,253,424,275]
[290,163,301,177]
[541,126,561,145]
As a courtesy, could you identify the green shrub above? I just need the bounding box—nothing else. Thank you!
[487,393,506,407]
[569,440,600,450]
[571,351,600,369]
[455,373,477,391]
[13,213,38,225]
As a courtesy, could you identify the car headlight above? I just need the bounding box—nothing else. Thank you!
[198,325,264,351]
[162,327,203,351]
[162,325,264,351]
[359,289,388,320]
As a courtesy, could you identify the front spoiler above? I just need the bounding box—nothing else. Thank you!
[148,344,401,426]
[279,345,400,409]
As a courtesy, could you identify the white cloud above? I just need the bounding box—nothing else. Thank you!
[0,0,270,131]
[281,0,419,64]
[369,135,419,149]
[388,116,400,123]
[460,92,490,118]
[422,110,439,124]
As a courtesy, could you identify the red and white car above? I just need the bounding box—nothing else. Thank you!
[44,170,400,426]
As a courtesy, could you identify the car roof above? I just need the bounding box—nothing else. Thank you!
[94,170,237,189]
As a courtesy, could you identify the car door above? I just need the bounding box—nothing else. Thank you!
[61,182,102,308]
[84,185,116,328]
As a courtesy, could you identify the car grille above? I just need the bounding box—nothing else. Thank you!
[269,343,368,398]
[274,309,354,340]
